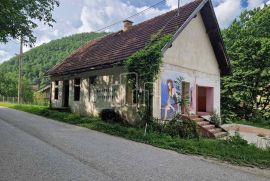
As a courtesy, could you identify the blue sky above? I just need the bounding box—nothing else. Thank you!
[0,0,269,63]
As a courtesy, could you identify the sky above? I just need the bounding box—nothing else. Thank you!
[0,0,269,64]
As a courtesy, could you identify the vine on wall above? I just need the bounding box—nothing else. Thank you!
[124,33,172,122]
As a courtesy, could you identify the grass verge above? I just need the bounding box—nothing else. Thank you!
[1,102,270,168]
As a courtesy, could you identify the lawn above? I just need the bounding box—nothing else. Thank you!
[1,102,270,168]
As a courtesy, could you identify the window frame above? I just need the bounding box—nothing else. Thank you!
[74,78,81,101]
[54,81,59,100]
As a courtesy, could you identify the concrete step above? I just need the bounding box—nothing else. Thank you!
[202,124,215,130]
[189,115,199,119]
[209,128,222,134]
[214,132,228,138]
[197,121,210,126]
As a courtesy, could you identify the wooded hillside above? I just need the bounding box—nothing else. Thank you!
[0,32,108,88]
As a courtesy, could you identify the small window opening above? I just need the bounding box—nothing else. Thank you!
[74,78,80,101]
[54,81,59,100]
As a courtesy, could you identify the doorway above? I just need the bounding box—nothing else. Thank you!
[63,80,69,107]
[197,86,214,114]
[197,87,207,112]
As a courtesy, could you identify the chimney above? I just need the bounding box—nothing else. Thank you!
[123,20,133,32]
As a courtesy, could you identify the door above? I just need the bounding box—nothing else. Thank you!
[197,86,206,112]
[63,80,69,107]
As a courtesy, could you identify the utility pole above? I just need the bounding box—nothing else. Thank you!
[18,36,23,104]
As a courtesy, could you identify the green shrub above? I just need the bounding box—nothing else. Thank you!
[225,132,248,146]
[150,114,199,139]
[99,109,125,124]
[210,111,222,126]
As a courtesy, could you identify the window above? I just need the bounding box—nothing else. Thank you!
[89,76,97,101]
[89,76,97,85]
[74,78,80,101]
[54,81,59,100]
[126,80,137,105]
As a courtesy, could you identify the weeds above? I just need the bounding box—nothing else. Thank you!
[1,102,270,168]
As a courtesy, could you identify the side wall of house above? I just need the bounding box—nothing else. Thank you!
[153,13,221,119]
[50,66,140,124]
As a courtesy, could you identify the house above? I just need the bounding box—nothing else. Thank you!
[47,0,230,124]
[37,85,51,102]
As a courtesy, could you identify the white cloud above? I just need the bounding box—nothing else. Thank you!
[0,50,12,63]
[214,0,242,28]
[166,0,192,10]
[78,0,167,32]
[2,0,270,63]
[0,50,6,57]
[247,0,265,9]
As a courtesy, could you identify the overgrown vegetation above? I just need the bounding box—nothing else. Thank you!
[1,102,270,168]
[0,72,34,102]
[124,33,172,122]
[151,114,199,139]
[221,5,270,124]
[210,111,222,126]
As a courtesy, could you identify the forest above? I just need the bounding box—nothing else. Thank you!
[221,5,270,122]
[0,5,269,123]
[0,32,107,100]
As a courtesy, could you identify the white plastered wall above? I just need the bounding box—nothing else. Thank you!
[153,13,221,119]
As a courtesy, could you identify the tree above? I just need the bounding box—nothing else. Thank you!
[222,5,270,120]
[0,72,33,102]
[0,0,59,45]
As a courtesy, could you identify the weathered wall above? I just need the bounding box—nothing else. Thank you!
[51,66,139,124]
[163,13,220,76]
[153,13,221,119]
[51,80,63,107]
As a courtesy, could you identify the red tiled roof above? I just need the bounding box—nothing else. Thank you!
[48,0,204,76]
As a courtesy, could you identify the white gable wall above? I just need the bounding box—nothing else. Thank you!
[153,13,221,118]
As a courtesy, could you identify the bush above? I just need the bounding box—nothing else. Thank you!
[225,132,248,146]
[99,109,125,124]
[210,111,222,126]
[150,114,199,139]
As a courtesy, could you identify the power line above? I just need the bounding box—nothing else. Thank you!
[95,0,167,32]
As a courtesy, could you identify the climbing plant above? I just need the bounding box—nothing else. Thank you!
[124,33,172,122]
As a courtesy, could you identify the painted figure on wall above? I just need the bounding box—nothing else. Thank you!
[161,79,179,119]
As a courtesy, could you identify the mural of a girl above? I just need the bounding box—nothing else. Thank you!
[164,79,179,119]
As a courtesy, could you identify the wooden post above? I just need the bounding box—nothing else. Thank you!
[18,37,23,104]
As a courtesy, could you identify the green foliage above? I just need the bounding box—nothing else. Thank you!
[124,33,172,122]
[0,0,59,44]
[151,114,199,139]
[0,72,33,102]
[1,102,270,168]
[99,109,126,124]
[125,34,172,85]
[225,132,248,146]
[174,76,190,115]
[210,111,222,126]
[0,32,107,102]
[0,32,107,88]
[222,5,270,121]
[33,92,49,106]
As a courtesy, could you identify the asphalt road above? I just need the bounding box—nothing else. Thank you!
[0,107,269,181]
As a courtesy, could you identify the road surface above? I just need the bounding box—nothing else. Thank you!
[0,107,269,181]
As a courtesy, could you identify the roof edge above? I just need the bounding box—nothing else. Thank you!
[161,0,208,53]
